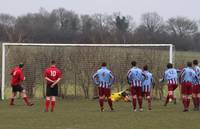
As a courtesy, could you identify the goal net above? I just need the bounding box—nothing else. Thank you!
[1,43,175,100]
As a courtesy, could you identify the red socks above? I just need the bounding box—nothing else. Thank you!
[138,98,142,109]
[108,99,113,110]
[187,99,190,109]
[182,98,187,109]
[192,97,199,109]
[182,98,190,110]
[165,95,169,105]
[10,98,15,105]
[169,95,174,100]
[99,98,113,111]
[192,97,197,108]
[147,98,151,109]
[51,101,56,112]
[23,97,30,105]
[45,98,56,112]
[45,99,50,112]
[99,98,104,111]
[132,98,137,110]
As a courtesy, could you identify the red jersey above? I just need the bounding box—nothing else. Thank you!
[44,66,62,84]
[10,67,25,86]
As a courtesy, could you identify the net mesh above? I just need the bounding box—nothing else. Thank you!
[3,45,173,99]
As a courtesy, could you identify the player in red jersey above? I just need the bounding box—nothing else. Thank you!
[10,63,33,106]
[44,60,61,112]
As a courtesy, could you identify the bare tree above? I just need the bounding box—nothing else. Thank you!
[141,12,164,33]
[167,17,198,37]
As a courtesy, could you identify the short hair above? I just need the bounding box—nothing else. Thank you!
[143,65,148,71]
[193,59,198,65]
[187,62,192,67]
[101,62,107,67]
[51,60,56,65]
[167,63,173,69]
[19,63,24,68]
[131,61,137,66]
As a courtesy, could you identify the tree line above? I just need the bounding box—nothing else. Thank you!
[0,8,200,50]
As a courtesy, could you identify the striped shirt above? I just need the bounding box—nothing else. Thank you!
[193,66,200,85]
[127,67,144,87]
[164,68,178,85]
[142,71,153,92]
[92,67,114,88]
[180,67,197,84]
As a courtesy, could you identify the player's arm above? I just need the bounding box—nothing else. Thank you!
[141,72,146,81]
[151,75,155,88]
[19,70,25,82]
[51,71,62,87]
[109,72,115,86]
[127,70,131,85]
[179,69,185,83]
[45,77,54,83]
[51,77,61,87]
[193,71,198,83]
[10,68,15,75]
[159,73,165,83]
[44,69,54,83]
[176,68,182,73]
[92,72,99,86]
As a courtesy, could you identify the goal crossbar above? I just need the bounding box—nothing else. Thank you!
[1,43,175,100]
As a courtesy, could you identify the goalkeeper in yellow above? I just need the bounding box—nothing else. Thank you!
[111,88,131,102]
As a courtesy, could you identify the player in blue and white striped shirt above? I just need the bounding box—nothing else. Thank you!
[160,63,178,106]
[192,60,200,110]
[92,62,115,112]
[127,61,145,112]
[180,62,197,112]
[142,65,154,110]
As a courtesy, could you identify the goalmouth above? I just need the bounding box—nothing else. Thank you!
[1,43,175,100]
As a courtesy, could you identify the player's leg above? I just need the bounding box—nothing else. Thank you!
[45,84,51,112]
[146,91,152,110]
[192,93,198,110]
[164,85,173,106]
[182,95,188,112]
[181,83,188,111]
[98,87,105,112]
[173,84,178,104]
[50,85,58,112]
[164,92,170,106]
[10,91,17,105]
[137,87,143,112]
[105,88,114,111]
[192,86,198,110]
[186,84,193,111]
[197,86,200,110]
[51,96,56,112]
[168,91,174,102]
[45,96,51,112]
[19,87,33,106]
[182,83,192,112]
[130,87,137,111]
[20,91,32,106]
[197,91,200,111]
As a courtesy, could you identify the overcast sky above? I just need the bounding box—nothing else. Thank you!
[0,0,199,23]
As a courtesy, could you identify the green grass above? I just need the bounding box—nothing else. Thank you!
[0,99,200,129]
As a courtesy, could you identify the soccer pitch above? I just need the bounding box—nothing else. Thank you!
[0,99,200,129]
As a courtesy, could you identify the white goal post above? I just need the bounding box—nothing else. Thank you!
[1,43,175,100]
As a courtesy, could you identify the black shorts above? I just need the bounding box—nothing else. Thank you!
[46,84,58,96]
[12,85,24,93]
